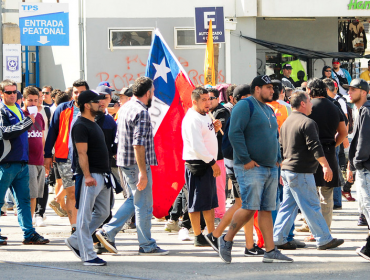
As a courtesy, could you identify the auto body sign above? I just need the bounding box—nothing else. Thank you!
[195,7,225,44]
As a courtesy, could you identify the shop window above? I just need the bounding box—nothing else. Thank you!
[174,28,205,49]
[108,29,154,49]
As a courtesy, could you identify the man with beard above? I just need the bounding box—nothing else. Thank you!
[64,90,109,266]
[96,77,168,256]
[331,58,352,96]
[345,79,370,261]
[218,75,292,264]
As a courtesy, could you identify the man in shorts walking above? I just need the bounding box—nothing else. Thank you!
[21,87,45,218]
[218,75,292,263]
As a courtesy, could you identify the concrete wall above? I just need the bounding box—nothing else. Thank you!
[256,17,338,78]
[84,17,226,91]
[230,17,257,84]
[39,0,80,89]
[258,0,370,17]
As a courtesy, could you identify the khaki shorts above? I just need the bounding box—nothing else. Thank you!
[56,159,74,189]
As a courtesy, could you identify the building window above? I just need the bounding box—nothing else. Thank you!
[108,29,154,49]
[174,28,205,49]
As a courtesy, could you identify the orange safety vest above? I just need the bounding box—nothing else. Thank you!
[267,101,289,132]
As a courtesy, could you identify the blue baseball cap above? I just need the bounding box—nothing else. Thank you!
[98,81,115,91]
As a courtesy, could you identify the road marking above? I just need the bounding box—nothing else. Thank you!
[0,260,154,280]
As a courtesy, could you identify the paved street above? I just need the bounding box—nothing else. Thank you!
[0,188,369,280]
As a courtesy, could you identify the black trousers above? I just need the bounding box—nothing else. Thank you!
[35,179,49,217]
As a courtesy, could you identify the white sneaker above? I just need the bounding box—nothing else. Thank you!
[178,228,192,241]
[164,220,180,232]
[35,216,46,227]
[48,186,55,194]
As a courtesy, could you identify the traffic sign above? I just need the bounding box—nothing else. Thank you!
[195,7,225,44]
[19,3,69,46]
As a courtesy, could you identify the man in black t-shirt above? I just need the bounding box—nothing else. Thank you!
[65,90,110,266]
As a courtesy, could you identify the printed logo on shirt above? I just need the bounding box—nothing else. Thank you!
[208,122,214,131]
[28,131,42,138]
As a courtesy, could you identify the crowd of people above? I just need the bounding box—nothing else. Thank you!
[1,57,370,267]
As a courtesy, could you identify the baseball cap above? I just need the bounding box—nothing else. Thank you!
[98,81,115,90]
[95,85,113,96]
[271,79,283,92]
[332,58,340,64]
[77,90,106,106]
[233,84,250,99]
[115,86,133,97]
[343,78,369,92]
[251,75,273,89]
[282,64,293,70]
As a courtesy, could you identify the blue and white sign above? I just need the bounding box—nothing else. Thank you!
[19,3,69,46]
[195,7,225,44]
[3,44,22,83]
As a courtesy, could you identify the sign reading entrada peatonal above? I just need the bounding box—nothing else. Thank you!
[348,0,370,9]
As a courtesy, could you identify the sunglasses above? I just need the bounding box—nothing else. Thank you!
[42,92,50,95]
[210,97,217,100]
[325,70,332,72]
[4,90,17,95]
[90,100,100,104]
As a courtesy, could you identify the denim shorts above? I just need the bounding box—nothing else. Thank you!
[234,164,278,211]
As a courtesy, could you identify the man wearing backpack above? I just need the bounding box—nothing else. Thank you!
[217,75,292,264]
[331,58,352,96]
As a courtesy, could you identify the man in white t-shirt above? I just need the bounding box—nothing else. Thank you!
[182,87,222,247]
[331,58,352,96]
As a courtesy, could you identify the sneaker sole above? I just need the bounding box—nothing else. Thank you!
[317,239,344,250]
[263,258,293,263]
[49,202,65,217]
[23,239,50,245]
[244,253,264,257]
[65,239,81,260]
[95,231,118,254]
[356,248,370,261]
[83,261,107,266]
[217,237,231,264]
[138,251,169,256]
[204,235,219,253]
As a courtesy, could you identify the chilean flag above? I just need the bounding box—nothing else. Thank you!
[146,29,194,218]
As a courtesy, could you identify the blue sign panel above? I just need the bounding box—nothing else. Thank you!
[195,7,225,44]
[19,3,69,46]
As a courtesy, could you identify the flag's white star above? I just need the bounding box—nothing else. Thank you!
[153,58,171,83]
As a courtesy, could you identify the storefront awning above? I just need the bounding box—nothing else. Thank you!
[241,35,370,59]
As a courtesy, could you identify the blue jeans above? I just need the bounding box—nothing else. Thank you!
[103,165,157,252]
[0,163,35,239]
[234,164,278,211]
[274,170,333,246]
[357,169,370,223]
[5,188,15,208]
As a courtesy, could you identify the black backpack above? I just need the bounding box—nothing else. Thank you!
[222,98,254,160]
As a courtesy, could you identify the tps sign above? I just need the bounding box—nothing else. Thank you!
[19,3,69,46]
[195,7,225,44]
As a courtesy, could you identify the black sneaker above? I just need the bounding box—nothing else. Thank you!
[94,242,109,254]
[358,214,368,227]
[356,236,370,261]
[276,241,297,250]
[65,238,81,260]
[95,229,118,253]
[194,234,211,247]
[317,238,344,250]
[22,232,50,245]
[84,257,107,266]
[244,243,265,256]
[204,233,218,252]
